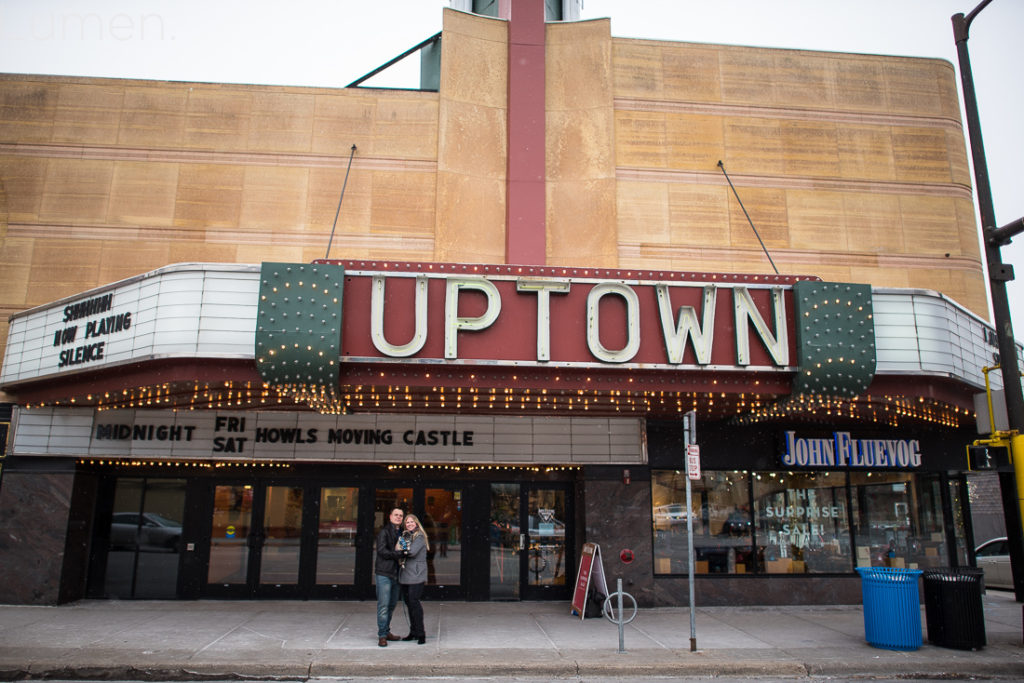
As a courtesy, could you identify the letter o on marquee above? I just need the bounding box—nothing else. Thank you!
[586,283,640,362]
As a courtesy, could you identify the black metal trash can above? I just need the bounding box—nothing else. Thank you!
[922,567,986,650]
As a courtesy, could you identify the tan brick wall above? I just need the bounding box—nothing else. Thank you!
[546,19,617,268]
[611,39,985,319]
[0,83,439,249]
[434,9,507,264]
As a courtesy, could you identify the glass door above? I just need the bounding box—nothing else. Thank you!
[373,486,465,599]
[99,477,185,599]
[489,483,521,599]
[258,485,304,591]
[206,482,305,597]
[424,487,463,590]
[523,486,571,599]
[489,483,573,600]
[207,483,254,592]
[371,486,414,594]
[315,486,360,587]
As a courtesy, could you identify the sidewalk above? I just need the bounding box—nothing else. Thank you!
[0,591,1021,680]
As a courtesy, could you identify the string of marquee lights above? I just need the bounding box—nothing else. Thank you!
[731,393,968,428]
[72,458,576,473]
[25,382,969,428]
[75,458,293,469]
[386,464,580,473]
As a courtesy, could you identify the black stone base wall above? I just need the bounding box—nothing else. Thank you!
[583,475,657,605]
[0,470,74,604]
[652,575,863,606]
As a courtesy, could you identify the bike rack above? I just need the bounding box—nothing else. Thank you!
[602,578,638,653]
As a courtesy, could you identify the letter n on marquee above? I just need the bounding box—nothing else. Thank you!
[792,282,876,397]
[255,262,345,396]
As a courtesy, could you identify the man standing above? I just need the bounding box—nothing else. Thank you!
[375,507,405,647]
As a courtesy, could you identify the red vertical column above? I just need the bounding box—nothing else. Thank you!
[505,0,546,265]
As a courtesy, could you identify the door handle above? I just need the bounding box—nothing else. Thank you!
[519,534,525,551]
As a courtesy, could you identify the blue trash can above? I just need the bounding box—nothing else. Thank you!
[856,566,923,650]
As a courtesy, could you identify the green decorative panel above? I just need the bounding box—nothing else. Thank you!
[792,281,876,397]
[255,262,344,389]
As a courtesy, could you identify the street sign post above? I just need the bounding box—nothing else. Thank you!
[683,411,697,652]
[687,444,701,480]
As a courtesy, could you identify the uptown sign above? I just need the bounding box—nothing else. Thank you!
[359,273,791,367]
[256,262,877,396]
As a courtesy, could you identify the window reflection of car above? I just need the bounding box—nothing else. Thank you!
[721,510,751,537]
[319,520,356,539]
[653,504,687,530]
[975,537,1011,590]
[110,512,182,552]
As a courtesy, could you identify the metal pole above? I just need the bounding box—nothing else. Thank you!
[684,411,697,652]
[616,578,625,653]
[953,1,1024,602]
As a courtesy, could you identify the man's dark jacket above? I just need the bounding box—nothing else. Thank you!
[374,522,403,579]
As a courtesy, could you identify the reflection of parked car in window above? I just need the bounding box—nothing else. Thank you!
[110,512,182,551]
[721,508,751,536]
[318,520,356,539]
[975,537,1011,590]
[653,504,688,529]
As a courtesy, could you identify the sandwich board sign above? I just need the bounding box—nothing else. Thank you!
[571,542,609,619]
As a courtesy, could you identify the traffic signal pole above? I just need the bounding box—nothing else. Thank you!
[954,1,1024,602]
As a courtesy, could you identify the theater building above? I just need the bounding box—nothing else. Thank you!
[0,2,1013,605]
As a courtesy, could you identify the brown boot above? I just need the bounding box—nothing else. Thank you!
[386,633,401,641]
[378,637,388,647]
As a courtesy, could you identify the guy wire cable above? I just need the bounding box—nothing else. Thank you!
[717,160,779,275]
[325,144,357,260]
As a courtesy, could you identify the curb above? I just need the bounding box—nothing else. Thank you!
[5,659,1024,682]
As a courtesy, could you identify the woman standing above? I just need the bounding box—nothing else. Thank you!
[397,513,430,644]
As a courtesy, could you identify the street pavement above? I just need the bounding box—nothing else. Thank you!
[0,590,1021,681]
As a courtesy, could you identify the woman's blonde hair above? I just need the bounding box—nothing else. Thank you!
[401,513,431,552]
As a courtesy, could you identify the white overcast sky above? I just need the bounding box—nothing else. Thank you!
[1,0,1022,336]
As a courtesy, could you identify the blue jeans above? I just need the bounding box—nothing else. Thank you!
[376,574,401,637]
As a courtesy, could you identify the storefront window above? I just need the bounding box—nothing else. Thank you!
[752,472,851,574]
[948,477,970,566]
[850,472,947,569]
[654,469,954,577]
[652,470,752,575]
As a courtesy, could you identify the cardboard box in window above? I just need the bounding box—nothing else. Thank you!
[656,558,672,574]
[735,563,746,574]
[695,560,709,573]
[890,557,905,568]
[791,560,805,573]
[925,546,938,557]
[766,558,792,573]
